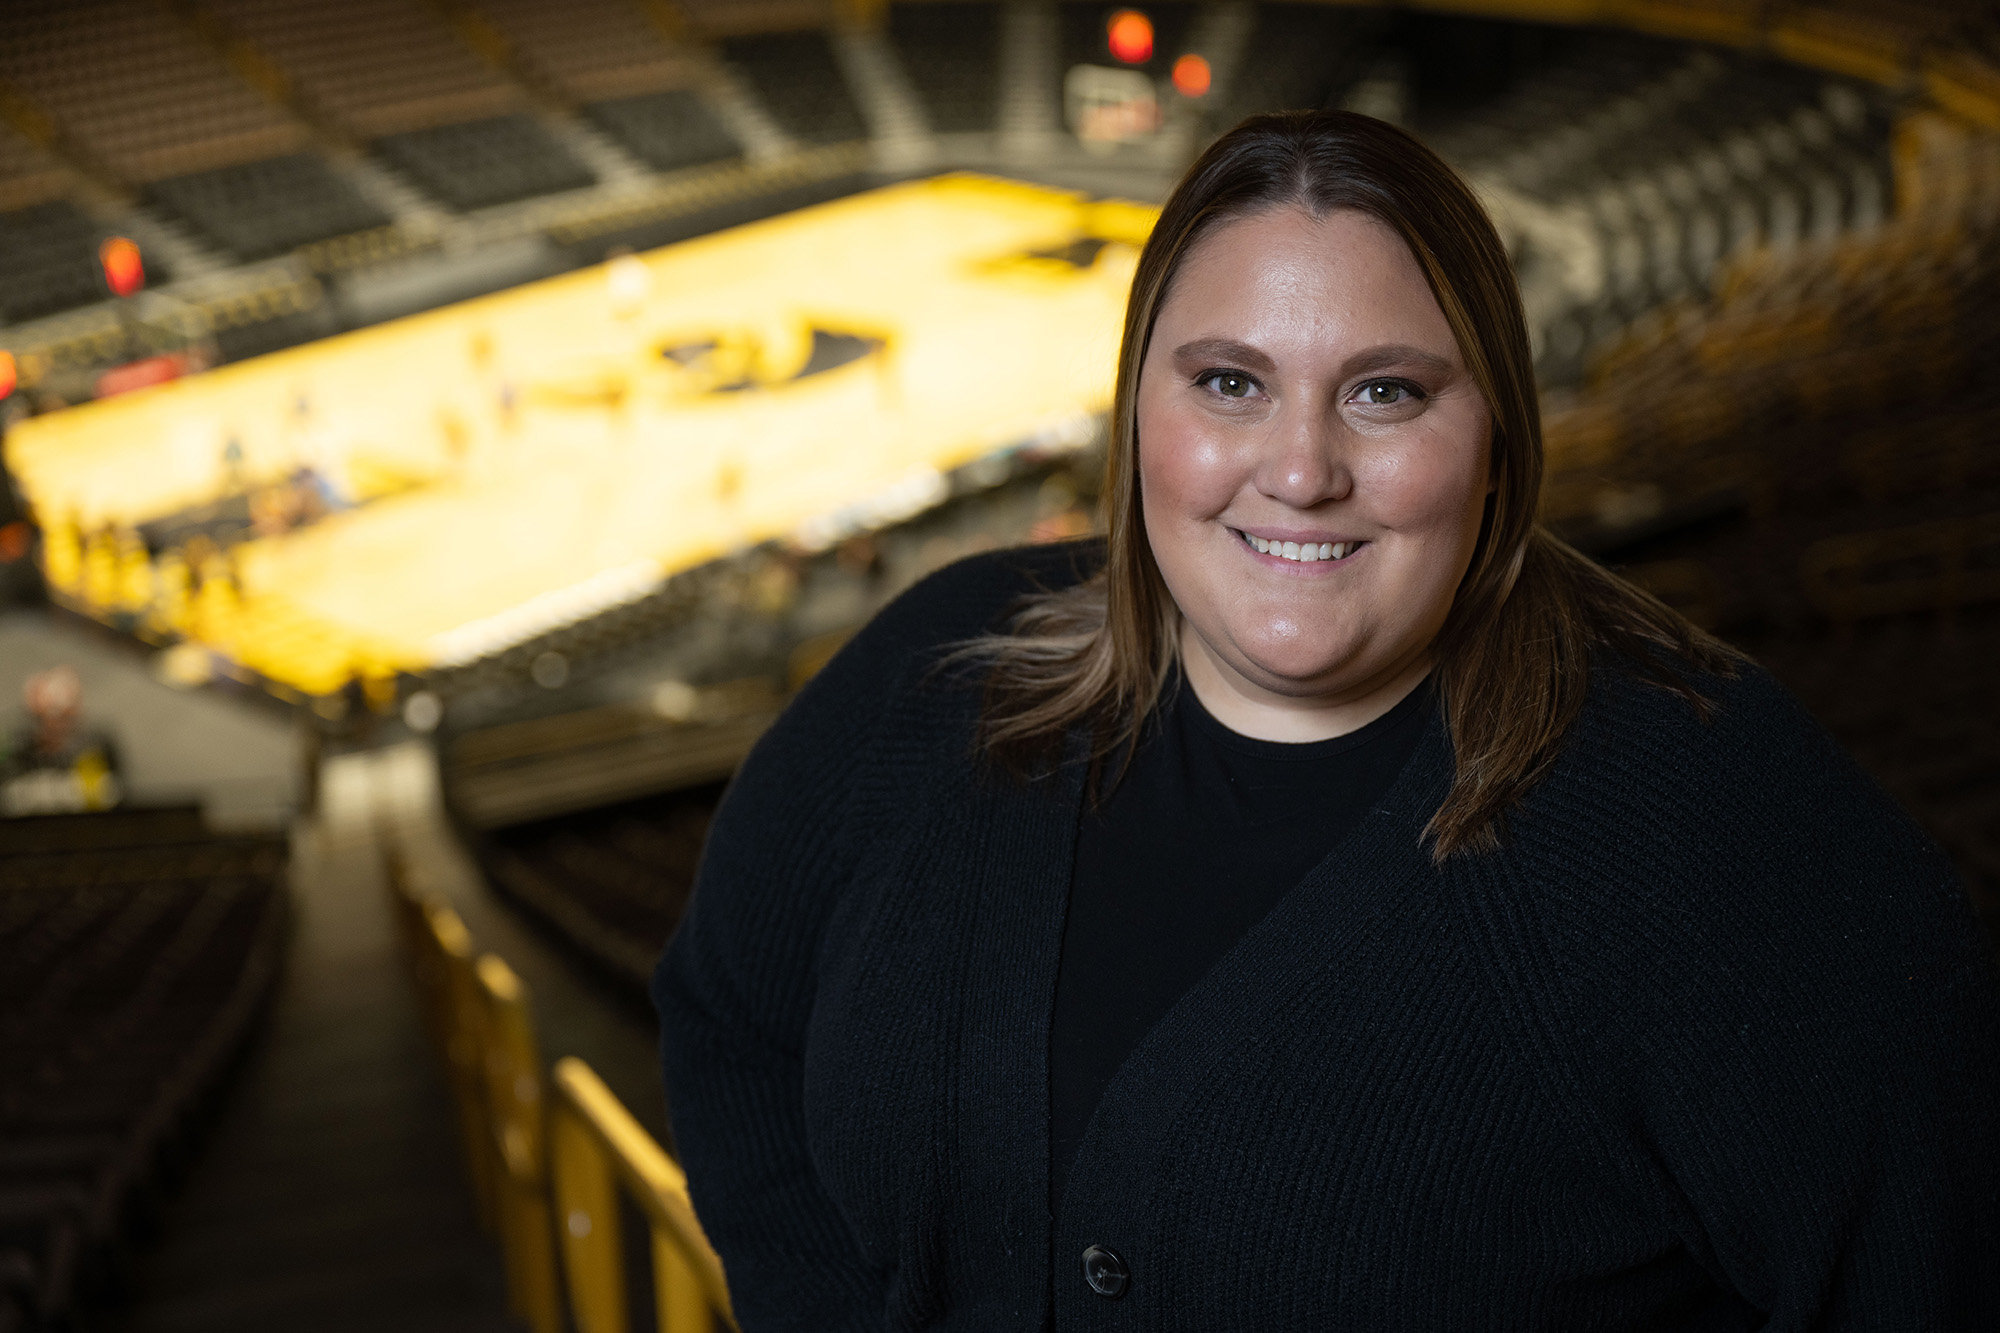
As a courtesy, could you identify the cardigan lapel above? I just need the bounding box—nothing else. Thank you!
[945,738,1088,1328]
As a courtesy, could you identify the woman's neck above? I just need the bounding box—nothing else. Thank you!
[1177,620,1434,743]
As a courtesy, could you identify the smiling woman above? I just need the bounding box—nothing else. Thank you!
[655,111,2000,1332]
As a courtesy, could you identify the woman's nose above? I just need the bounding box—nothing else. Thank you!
[1253,410,1352,509]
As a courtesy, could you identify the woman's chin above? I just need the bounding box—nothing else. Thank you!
[1217,637,1377,698]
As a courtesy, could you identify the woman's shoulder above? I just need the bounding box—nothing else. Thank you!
[1555,650,1904,845]
[1510,647,1979,973]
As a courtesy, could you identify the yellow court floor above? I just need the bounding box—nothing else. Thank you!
[7,174,1155,696]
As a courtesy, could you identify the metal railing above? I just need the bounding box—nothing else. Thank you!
[388,853,734,1333]
[551,1057,736,1333]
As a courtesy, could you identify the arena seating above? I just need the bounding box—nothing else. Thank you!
[146,153,392,261]
[477,786,720,991]
[719,29,868,145]
[0,202,117,326]
[0,0,305,186]
[588,91,743,173]
[0,808,287,1332]
[472,0,743,171]
[0,122,72,217]
[373,115,597,212]
[1528,106,2000,933]
[205,0,520,141]
[887,1,1003,134]
[472,0,703,105]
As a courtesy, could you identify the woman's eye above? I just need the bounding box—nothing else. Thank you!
[1356,380,1421,406]
[1200,372,1255,399]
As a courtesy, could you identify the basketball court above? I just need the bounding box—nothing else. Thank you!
[6,175,1155,696]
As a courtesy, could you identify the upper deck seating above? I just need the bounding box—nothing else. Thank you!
[472,0,704,104]
[719,29,867,145]
[0,807,286,1331]
[588,90,742,172]
[147,153,393,261]
[373,115,597,212]
[208,0,594,210]
[0,0,305,186]
[473,0,741,172]
[207,0,520,140]
[886,1,1002,135]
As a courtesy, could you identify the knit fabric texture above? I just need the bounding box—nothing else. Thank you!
[653,540,2000,1331]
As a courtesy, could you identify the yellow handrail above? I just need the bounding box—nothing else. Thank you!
[550,1056,738,1333]
[473,953,564,1333]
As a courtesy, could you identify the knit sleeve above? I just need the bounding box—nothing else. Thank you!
[651,617,900,1331]
[1522,670,2000,1324]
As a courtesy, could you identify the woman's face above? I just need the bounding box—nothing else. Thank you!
[1136,205,1493,731]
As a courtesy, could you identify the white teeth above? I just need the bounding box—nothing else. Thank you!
[1241,531,1362,563]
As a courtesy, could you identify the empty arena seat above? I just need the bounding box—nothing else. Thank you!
[888,1,1003,134]
[720,29,867,145]
[146,153,393,261]
[587,91,741,173]
[0,202,117,325]
[374,115,596,212]
[0,808,287,1330]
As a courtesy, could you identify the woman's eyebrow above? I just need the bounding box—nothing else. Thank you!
[1342,344,1455,378]
[1169,337,1276,375]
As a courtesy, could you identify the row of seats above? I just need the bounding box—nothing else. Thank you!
[206,0,522,141]
[0,807,287,1332]
[476,785,720,992]
[147,154,392,263]
[0,0,305,185]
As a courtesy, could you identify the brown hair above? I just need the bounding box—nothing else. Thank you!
[970,110,1739,859]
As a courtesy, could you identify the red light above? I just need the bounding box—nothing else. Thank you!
[1106,10,1153,64]
[1172,52,1211,97]
[0,350,15,401]
[100,237,144,298]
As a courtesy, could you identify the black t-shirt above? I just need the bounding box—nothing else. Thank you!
[1048,674,1432,1212]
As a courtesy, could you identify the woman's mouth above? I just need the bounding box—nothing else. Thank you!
[1234,529,1366,564]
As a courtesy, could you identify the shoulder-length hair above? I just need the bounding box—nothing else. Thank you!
[971,109,1738,859]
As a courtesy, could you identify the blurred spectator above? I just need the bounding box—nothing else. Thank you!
[1,665,123,814]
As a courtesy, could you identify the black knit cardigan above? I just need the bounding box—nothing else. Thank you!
[653,540,2000,1331]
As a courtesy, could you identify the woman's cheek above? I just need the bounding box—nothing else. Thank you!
[1141,406,1237,520]
[1355,424,1480,530]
